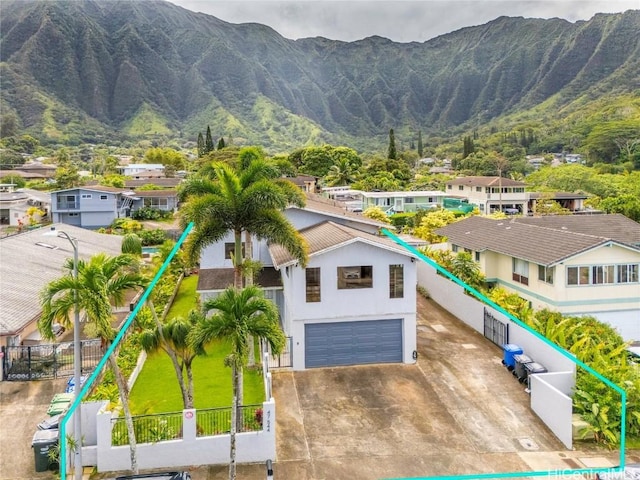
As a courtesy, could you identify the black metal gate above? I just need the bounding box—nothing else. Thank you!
[263,336,292,369]
[483,307,508,347]
[1,339,101,381]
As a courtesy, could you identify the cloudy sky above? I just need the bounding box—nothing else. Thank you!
[167,0,639,43]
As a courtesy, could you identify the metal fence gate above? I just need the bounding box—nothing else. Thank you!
[262,336,292,369]
[1,339,102,381]
[483,307,508,347]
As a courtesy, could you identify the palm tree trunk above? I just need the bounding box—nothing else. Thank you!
[185,360,194,409]
[108,353,138,475]
[229,363,238,480]
[235,365,244,432]
[244,230,255,367]
[233,230,243,289]
[147,300,190,408]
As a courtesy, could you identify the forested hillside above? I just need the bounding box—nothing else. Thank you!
[1,0,639,150]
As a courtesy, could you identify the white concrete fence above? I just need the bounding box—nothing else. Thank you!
[75,351,277,473]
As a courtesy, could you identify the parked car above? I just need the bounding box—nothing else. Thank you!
[111,473,191,480]
[596,464,640,480]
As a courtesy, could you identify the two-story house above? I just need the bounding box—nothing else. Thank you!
[51,186,179,228]
[445,176,527,214]
[196,194,418,370]
[435,214,640,341]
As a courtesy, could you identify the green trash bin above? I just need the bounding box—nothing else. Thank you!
[32,429,59,472]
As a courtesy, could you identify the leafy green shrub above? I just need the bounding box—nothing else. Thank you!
[138,228,166,246]
[131,207,173,221]
[389,212,416,229]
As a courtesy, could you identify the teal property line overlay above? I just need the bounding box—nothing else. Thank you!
[58,222,194,479]
[381,228,627,480]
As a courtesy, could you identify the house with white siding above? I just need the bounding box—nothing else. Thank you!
[196,194,419,370]
[435,214,640,341]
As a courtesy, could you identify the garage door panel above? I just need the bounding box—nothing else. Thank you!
[305,319,403,368]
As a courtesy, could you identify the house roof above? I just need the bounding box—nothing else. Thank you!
[132,190,178,198]
[52,185,130,194]
[0,169,46,179]
[528,192,589,200]
[289,194,389,228]
[435,215,640,266]
[511,214,640,246]
[197,267,282,291]
[0,224,123,336]
[124,178,182,188]
[446,176,527,187]
[269,221,416,268]
[359,190,447,198]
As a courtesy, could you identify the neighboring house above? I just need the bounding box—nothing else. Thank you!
[0,169,47,182]
[528,192,588,213]
[197,194,418,370]
[287,175,318,194]
[15,162,57,179]
[51,186,178,228]
[0,224,122,350]
[435,214,640,341]
[445,176,527,214]
[359,190,448,214]
[0,186,51,227]
[117,164,165,177]
[124,178,183,189]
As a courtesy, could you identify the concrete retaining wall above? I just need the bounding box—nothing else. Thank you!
[531,372,574,449]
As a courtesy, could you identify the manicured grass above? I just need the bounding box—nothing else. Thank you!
[129,274,265,414]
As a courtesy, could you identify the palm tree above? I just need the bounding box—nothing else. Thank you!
[179,158,309,289]
[139,310,200,409]
[325,157,357,186]
[39,253,147,475]
[189,285,285,480]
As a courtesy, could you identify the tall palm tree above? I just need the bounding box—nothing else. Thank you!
[179,158,309,289]
[139,310,200,409]
[39,253,147,475]
[189,285,285,480]
[325,157,358,186]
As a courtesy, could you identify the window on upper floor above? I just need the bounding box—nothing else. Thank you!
[452,245,459,253]
[475,251,481,262]
[538,265,554,285]
[100,195,108,200]
[337,265,373,289]
[512,258,529,285]
[224,242,245,260]
[306,267,321,302]
[447,185,452,190]
[81,194,92,199]
[389,264,404,298]
[567,263,639,286]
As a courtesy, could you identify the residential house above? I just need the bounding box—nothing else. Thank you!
[359,190,448,214]
[197,194,418,370]
[0,224,122,350]
[0,187,51,227]
[445,176,527,214]
[51,186,178,228]
[15,162,57,179]
[527,192,588,213]
[435,214,640,341]
[117,164,165,177]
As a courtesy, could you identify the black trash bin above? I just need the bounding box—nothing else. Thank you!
[32,429,59,472]
[513,354,533,383]
[524,362,548,390]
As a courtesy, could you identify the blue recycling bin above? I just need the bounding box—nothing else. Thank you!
[502,344,523,371]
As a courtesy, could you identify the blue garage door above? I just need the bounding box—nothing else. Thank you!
[305,319,403,368]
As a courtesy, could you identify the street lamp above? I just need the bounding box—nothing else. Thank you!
[44,226,82,480]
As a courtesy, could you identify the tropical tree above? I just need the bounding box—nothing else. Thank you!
[139,310,200,409]
[39,254,147,474]
[190,285,285,480]
[388,128,397,160]
[179,157,308,288]
[324,157,358,186]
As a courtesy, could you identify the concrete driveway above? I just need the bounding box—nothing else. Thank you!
[190,296,635,480]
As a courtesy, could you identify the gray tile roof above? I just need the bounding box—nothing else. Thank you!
[269,221,415,268]
[289,194,388,228]
[435,215,640,266]
[0,224,123,336]
[511,214,640,246]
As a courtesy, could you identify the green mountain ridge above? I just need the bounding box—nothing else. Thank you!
[1,0,639,150]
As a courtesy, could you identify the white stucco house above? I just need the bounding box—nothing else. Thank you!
[196,194,419,370]
[435,214,640,342]
[445,176,527,215]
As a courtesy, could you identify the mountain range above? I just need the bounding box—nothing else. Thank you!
[1,0,639,151]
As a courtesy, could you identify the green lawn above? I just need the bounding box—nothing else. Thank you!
[129,274,265,414]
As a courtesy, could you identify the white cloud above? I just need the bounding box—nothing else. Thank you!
[168,0,639,42]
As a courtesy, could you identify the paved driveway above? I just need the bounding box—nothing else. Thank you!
[187,296,634,480]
